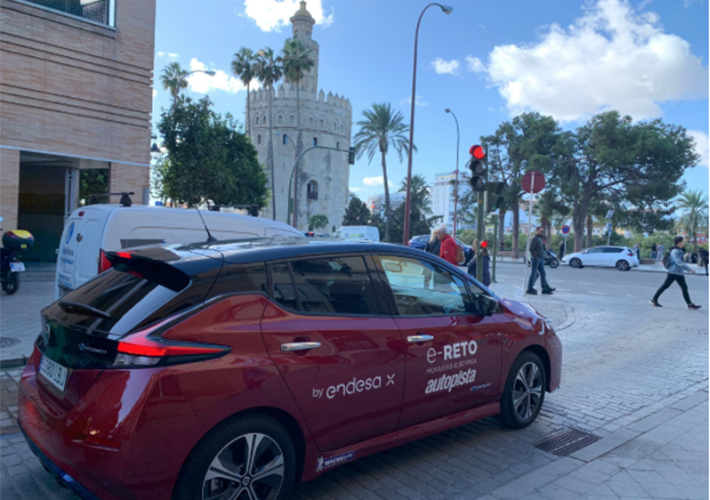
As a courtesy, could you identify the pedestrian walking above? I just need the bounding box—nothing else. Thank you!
[498,240,504,257]
[650,236,701,309]
[526,227,555,295]
[699,248,709,277]
[633,243,641,261]
[468,245,491,286]
[657,243,665,262]
[559,241,565,260]
[651,242,657,260]
[437,227,459,267]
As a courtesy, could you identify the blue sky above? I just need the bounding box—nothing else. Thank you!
[152,0,709,202]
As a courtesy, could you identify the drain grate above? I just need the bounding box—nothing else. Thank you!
[534,428,600,457]
[0,337,21,348]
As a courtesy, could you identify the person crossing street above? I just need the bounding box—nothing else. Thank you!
[437,227,459,267]
[527,227,555,295]
[651,236,701,309]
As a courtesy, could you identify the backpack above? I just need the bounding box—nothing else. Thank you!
[456,245,465,265]
[662,251,671,269]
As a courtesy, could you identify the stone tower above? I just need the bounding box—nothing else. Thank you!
[248,1,352,233]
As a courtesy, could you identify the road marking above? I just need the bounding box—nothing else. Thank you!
[588,291,607,296]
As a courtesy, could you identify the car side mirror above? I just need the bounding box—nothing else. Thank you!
[476,295,499,316]
[581,250,588,254]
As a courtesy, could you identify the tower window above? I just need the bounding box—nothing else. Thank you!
[313,137,318,146]
[307,181,318,200]
[336,142,340,149]
[255,116,259,125]
[282,135,288,145]
[257,135,262,145]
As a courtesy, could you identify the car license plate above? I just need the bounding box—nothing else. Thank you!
[39,356,68,392]
[9,262,25,273]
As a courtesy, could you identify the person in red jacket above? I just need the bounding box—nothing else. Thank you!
[437,227,459,266]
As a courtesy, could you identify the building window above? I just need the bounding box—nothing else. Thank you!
[313,137,318,146]
[336,142,340,149]
[257,135,262,145]
[319,119,324,129]
[255,116,259,125]
[25,0,114,26]
[282,135,288,145]
[307,181,318,200]
[277,114,283,125]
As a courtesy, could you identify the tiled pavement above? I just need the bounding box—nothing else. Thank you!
[0,280,54,365]
[0,270,707,500]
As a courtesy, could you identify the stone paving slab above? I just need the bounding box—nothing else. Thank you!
[0,281,53,365]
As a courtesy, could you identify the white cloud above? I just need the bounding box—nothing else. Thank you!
[431,58,460,75]
[465,56,485,73]
[484,0,708,122]
[168,53,179,59]
[349,187,366,193]
[187,58,248,94]
[399,95,428,107]
[242,0,334,32]
[688,130,709,167]
[157,51,165,58]
[152,89,157,98]
[362,176,394,188]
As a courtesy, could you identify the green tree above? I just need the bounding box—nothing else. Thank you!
[554,112,698,251]
[231,47,257,137]
[156,96,268,208]
[354,103,414,242]
[308,214,329,231]
[160,62,189,103]
[675,190,709,254]
[387,174,439,242]
[79,169,108,205]
[342,196,371,226]
[281,38,315,226]
[254,47,283,220]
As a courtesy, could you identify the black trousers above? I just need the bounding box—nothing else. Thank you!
[653,274,692,305]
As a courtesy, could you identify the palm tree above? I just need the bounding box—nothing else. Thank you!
[676,190,709,254]
[254,48,283,220]
[281,38,315,226]
[160,62,189,103]
[354,103,414,242]
[231,47,257,137]
[400,174,432,216]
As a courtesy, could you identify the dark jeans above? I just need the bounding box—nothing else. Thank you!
[653,274,692,305]
[528,258,550,291]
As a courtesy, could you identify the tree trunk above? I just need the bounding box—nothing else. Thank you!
[381,150,390,242]
[293,80,301,228]
[498,208,506,251]
[246,83,251,137]
[586,214,593,248]
[267,84,275,220]
[512,201,520,258]
[572,205,584,252]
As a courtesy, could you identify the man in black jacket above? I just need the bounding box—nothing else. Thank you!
[527,227,555,295]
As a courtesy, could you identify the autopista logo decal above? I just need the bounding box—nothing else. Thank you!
[470,383,492,392]
[316,451,355,472]
[425,368,477,395]
[312,374,395,400]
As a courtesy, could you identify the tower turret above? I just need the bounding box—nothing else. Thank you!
[289,1,319,92]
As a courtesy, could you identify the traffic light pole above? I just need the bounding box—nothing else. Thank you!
[475,183,485,283]
[492,214,498,283]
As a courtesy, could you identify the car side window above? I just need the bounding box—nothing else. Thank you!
[207,264,269,298]
[375,255,473,316]
[271,264,299,310]
[270,256,381,316]
[603,247,623,253]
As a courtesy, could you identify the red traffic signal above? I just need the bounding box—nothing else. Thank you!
[480,241,488,249]
[469,145,485,160]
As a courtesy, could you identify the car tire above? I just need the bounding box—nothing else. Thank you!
[496,351,546,430]
[569,258,582,269]
[173,414,296,500]
[616,260,630,271]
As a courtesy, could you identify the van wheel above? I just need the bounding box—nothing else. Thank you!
[173,415,296,500]
[496,352,546,429]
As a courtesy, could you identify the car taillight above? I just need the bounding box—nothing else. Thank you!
[110,320,230,368]
[98,249,112,273]
[627,251,634,256]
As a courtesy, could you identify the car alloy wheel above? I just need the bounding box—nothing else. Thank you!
[203,432,285,500]
[512,362,543,421]
[569,258,582,268]
[616,260,630,271]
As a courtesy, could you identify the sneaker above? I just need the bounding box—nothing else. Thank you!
[650,299,662,307]
[545,287,556,292]
[542,290,554,295]
[526,289,538,295]
[688,304,702,310]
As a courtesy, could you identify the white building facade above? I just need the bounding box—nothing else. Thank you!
[367,192,405,218]
[248,2,352,232]
[431,171,474,233]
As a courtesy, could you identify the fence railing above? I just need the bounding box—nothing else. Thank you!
[25,0,114,26]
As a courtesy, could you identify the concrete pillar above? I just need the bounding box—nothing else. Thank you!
[0,149,20,233]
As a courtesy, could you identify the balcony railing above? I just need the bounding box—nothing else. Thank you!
[24,0,115,27]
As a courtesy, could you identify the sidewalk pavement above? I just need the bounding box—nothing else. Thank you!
[494,257,706,274]
[477,388,708,500]
[0,281,53,367]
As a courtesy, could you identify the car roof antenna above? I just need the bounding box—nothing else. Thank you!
[195,204,218,244]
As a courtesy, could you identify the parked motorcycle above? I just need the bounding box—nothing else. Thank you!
[1,224,34,295]
[525,249,560,269]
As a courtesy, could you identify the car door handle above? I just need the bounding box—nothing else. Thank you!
[281,342,321,352]
[407,334,434,343]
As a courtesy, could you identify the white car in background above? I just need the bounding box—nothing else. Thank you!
[562,246,640,271]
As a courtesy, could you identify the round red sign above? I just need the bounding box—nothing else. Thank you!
[521,171,546,193]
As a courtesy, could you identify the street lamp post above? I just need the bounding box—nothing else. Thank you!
[445,108,460,235]
[402,3,453,245]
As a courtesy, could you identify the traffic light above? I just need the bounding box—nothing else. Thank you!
[348,146,356,165]
[485,182,506,213]
[480,240,488,249]
[468,145,487,192]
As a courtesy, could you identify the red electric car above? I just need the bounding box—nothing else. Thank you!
[18,239,562,500]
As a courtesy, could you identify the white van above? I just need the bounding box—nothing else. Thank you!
[55,205,303,299]
[334,226,380,242]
